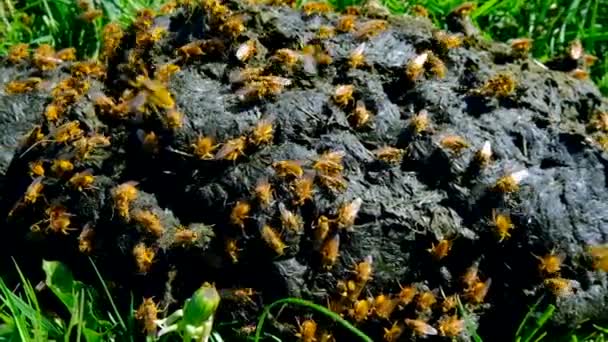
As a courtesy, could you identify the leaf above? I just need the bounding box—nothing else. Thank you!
[182,285,220,327]
[83,327,103,342]
[0,321,17,338]
[210,331,225,342]
[0,278,32,341]
[42,260,84,312]
[593,325,608,334]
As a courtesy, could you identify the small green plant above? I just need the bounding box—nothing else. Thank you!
[155,283,221,342]
[514,296,555,342]
[511,295,608,342]
[457,294,608,342]
[457,296,483,342]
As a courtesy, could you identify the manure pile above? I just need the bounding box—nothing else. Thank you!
[0,0,608,340]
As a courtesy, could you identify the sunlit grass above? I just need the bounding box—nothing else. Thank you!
[328,0,608,94]
[0,259,224,341]
[0,0,165,58]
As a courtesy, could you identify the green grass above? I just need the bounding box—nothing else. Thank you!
[0,0,166,59]
[361,0,608,93]
[0,259,223,342]
[0,258,138,341]
[511,295,608,342]
[514,296,556,342]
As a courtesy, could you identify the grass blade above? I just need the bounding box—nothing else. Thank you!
[532,331,547,342]
[12,260,43,341]
[515,295,545,339]
[522,304,555,342]
[88,257,126,331]
[471,0,499,19]
[0,279,30,342]
[456,296,483,342]
[254,297,372,342]
[593,325,608,334]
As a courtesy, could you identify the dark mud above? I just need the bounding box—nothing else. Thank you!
[1,1,607,341]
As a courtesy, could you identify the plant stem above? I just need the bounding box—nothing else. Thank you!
[254,298,372,342]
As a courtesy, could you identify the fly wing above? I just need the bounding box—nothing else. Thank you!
[302,54,318,75]
[128,91,148,114]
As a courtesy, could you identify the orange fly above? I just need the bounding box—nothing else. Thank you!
[291,174,315,206]
[428,238,452,260]
[320,234,340,269]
